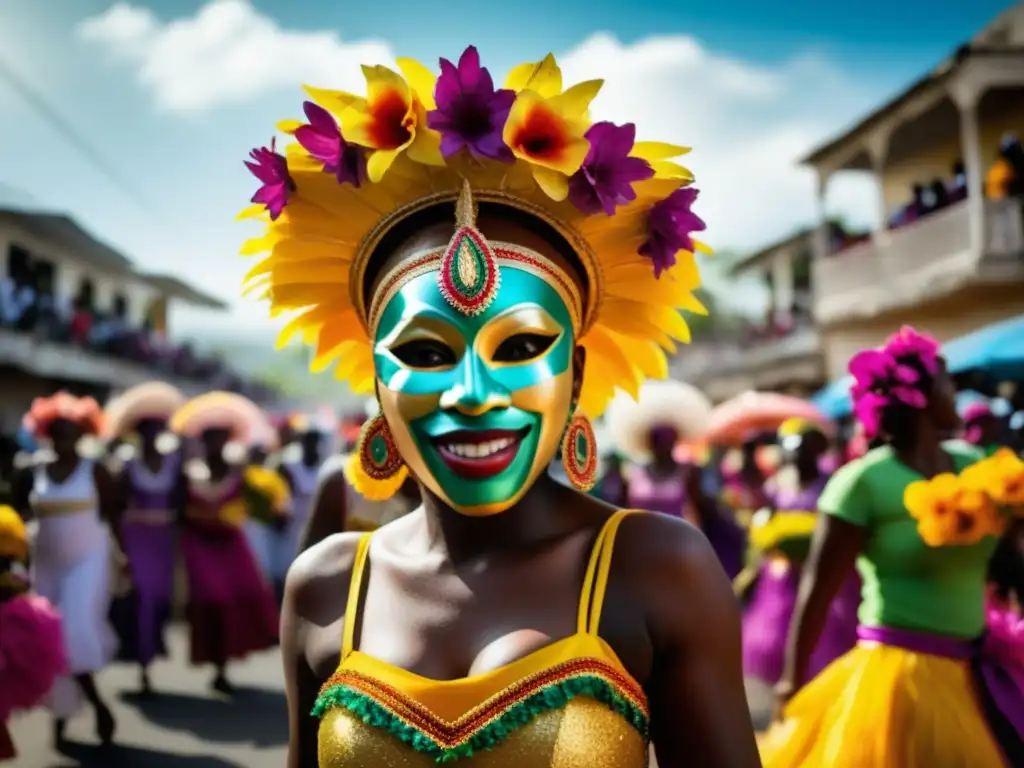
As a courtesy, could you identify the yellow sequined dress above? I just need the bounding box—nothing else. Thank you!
[316,509,650,766]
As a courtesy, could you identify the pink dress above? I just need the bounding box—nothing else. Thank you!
[180,472,278,665]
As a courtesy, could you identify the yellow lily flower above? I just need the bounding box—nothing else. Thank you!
[631,141,695,182]
[504,54,564,97]
[336,62,443,183]
[502,84,603,200]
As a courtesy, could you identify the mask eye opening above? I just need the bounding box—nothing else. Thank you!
[390,338,459,369]
[492,332,559,364]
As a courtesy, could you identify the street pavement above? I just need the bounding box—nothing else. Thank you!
[8,625,774,767]
[8,626,287,768]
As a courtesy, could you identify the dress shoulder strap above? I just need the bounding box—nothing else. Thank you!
[341,532,374,661]
[576,509,641,636]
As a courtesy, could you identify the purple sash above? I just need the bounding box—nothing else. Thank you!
[857,624,1024,757]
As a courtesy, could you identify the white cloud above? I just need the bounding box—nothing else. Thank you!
[78,0,883,322]
[77,0,393,112]
[558,34,879,253]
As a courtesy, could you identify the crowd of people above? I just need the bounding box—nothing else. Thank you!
[887,132,1024,231]
[1,43,1022,768]
[0,259,261,394]
[0,384,430,760]
[1,326,1021,764]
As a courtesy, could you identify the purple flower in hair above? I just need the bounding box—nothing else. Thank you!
[891,386,928,408]
[853,391,889,439]
[639,187,706,278]
[893,363,921,385]
[245,138,294,220]
[847,329,940,438]
[849,349,894,388]
[428,46,515,162]
[886,325,940,374]
[567,122,654,216]
[295,101,368,187]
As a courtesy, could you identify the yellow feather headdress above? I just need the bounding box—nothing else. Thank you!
[239,46,710,417]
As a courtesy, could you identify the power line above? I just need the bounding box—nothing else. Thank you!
[0,53,157,214]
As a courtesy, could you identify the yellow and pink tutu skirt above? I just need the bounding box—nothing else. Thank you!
[759,616,1024,767]
[0,594,66,761]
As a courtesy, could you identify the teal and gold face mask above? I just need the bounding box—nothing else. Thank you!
[370,220,584,516]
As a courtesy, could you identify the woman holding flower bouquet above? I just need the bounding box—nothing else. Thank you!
[760,326,1024,767]
[169,393,280,695]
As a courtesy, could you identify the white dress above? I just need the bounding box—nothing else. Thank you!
[30,459,118,717]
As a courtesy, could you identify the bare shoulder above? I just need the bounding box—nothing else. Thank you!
[614,512,736,648]
[285,531,365,622]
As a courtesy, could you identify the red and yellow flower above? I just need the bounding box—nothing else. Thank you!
[501,54,602,200]
[327,60,445,182]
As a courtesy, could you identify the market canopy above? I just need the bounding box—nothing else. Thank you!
[810,314,1024,419]
[810,375,854,420]
[941,314,1024,381]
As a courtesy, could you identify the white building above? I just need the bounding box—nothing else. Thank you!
[803,4,1024,379]
[0,208,230,428]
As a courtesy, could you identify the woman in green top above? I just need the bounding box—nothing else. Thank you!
[759,326,1024,767]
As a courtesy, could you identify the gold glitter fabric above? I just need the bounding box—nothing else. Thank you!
[315,510,651,766]
[318,695,649,767]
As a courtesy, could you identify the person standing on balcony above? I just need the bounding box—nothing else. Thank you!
[103,383,186,696]
[986,132,1024,200]
[949,159,968,202]
[760,327,1024,767]
[12,393,119,750]
[169,393,279,695]
[0,274,28,329]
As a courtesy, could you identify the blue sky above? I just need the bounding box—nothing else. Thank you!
[0,0,1016,340]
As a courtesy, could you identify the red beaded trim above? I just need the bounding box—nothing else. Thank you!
[358,415,403,481]
[439,227,500,316]
[368,246,584,336]
[318,657,648,748]
[563,415,598,492]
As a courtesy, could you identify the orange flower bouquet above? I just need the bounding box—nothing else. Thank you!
[962,448,1024,512]
[904,450,1024,547]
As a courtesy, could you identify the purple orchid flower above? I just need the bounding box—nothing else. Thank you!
[428,46,515,162]
[295,101,367,187]
[893,363,921,385]
[245,137,294,220]
[853,391,889,438]
[886,325,940,374]
[567,122,654,216]
[848,327,943,437]
[849,349,894,386]
[892,386,928,408]
[639,187,706,278]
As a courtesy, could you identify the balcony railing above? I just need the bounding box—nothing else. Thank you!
[813,197,1024,324]
[670,325,824,399]
[0,329,207,394]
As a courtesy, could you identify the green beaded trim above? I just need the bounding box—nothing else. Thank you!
[313,674,649,762]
